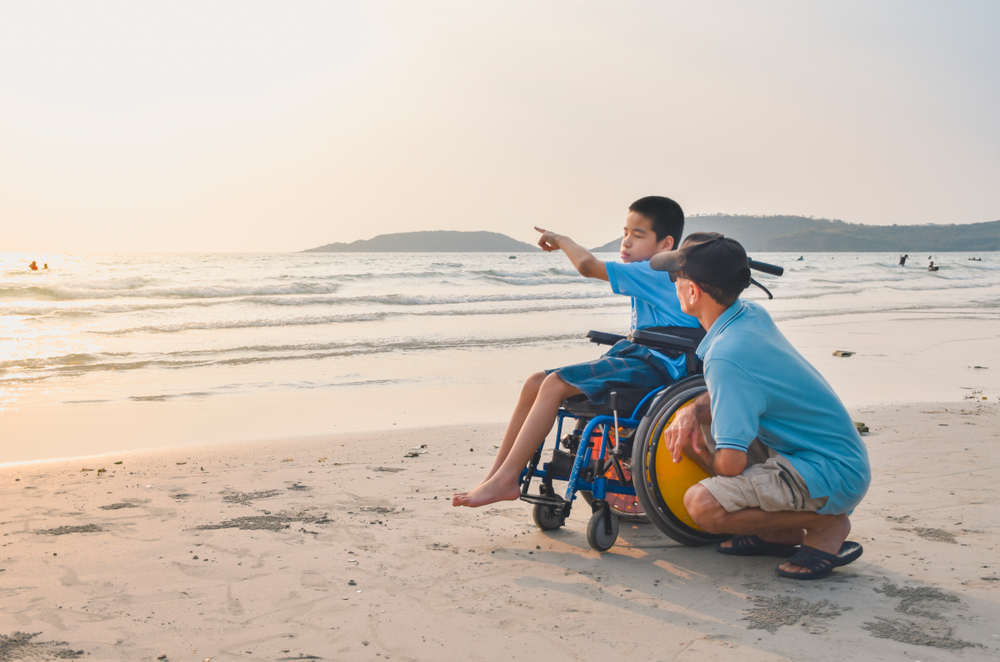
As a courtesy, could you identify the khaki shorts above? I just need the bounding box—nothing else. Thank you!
[698,426,828,514]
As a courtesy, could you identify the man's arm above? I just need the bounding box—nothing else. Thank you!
[535,227,608,281]
[663,391,748,476]
[712,448,748,477]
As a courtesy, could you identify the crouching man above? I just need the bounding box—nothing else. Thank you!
[650,233,871,579]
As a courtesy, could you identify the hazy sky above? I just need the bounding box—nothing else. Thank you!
[2,0,998,253]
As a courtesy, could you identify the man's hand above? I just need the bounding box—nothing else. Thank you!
[535,227,563,252]
[664,403,705,464]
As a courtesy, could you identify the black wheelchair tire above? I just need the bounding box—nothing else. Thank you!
[585,507,619,552]
[631,375,729,547]
[532,504,564,531]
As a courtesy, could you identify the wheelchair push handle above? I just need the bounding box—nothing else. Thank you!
[748,258,783,277]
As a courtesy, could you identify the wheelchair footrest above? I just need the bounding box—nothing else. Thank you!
[519,493,567,508]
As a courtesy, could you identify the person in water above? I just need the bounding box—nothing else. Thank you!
[928,261,938,271]
[898,254,908,266]
[452,196,700,508]
[43,263,49,269]
[28,261,38,271]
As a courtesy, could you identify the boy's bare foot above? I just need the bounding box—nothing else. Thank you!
[777,514,851,574]
[452,477,521,507]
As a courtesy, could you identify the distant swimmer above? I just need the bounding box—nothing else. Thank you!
[797,256,804,261]
[928,261,939,272]
[898,254,908,266]
[29,260,38,271]
[43,263,49,269]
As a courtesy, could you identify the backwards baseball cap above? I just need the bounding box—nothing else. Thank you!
[650,232,752,290]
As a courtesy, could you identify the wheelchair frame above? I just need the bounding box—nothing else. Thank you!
[518,327,706,552]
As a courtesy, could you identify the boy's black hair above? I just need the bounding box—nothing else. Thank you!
[628,196,684,246]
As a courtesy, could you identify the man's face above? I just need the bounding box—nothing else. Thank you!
[674,276,696,315]
[619,212,672,263]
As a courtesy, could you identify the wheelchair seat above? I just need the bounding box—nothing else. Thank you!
[560,386,653,419]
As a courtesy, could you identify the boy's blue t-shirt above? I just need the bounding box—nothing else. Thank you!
[697,300,871,515]
[605,260,701,380]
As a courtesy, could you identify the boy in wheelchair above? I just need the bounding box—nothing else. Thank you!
[453,196,700,508]
[651,233,872,579]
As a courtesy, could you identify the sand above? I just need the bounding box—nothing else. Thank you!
[2,400,999,661]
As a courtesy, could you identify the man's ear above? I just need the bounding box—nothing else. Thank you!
[659,236,675,252]
[682,279,703,308]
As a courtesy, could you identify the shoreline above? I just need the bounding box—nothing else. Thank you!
[2,401,998,660]
[3,306,999,466]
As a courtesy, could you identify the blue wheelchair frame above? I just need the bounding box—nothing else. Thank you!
[522,388,661,504]
[518,326,706,546]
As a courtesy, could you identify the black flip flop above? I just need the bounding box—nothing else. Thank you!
[776,541,864,580]
[715,534,799,558]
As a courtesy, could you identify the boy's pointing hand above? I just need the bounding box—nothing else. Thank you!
[535,227,562,252]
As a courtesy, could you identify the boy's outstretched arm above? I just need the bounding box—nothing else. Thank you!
[535,227,608,281]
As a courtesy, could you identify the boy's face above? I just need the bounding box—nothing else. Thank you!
[620,212,674,263]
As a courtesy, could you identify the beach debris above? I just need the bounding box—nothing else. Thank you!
[81,468,94,472]
[97,468,106,474]
[176,462,187,465]
[287,483,310,491]
[114,461,123,465]
[0,632,84,660]
[99,501,140,510]
[318,456,328,462]
[35,524,103,536]
[832,350,855,357]
[854,421,869,434]
[742,595,846,634]
[222,489,281,505]
[970,365,989,369]
[348,580,357,586]
[194,512,321,531]
[282,458,294,462]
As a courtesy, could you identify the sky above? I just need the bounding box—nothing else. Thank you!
[2,0,998,253]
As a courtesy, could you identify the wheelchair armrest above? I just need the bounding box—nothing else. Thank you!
[629,329,698,352]
[586,330,626,346]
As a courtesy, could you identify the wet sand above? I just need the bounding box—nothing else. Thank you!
[2,401,999,661]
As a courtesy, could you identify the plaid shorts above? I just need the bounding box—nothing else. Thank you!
[546,339,676,406]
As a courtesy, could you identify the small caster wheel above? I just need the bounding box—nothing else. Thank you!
[586,503,619,552]
[533,504,564,531]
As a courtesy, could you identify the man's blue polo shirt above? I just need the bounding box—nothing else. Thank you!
[697,300,871,515]
[606,260,701,380]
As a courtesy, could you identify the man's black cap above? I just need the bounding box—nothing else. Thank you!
[649,232,752,290]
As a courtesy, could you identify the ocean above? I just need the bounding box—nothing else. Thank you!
[2,250,999,463]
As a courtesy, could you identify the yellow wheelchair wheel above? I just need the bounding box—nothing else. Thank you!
[631,375,729,546]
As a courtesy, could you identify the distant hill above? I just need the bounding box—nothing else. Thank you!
[303,230,538,253]
[591,215,1000,252]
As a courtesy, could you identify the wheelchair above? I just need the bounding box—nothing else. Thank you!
[518,259,783,552]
